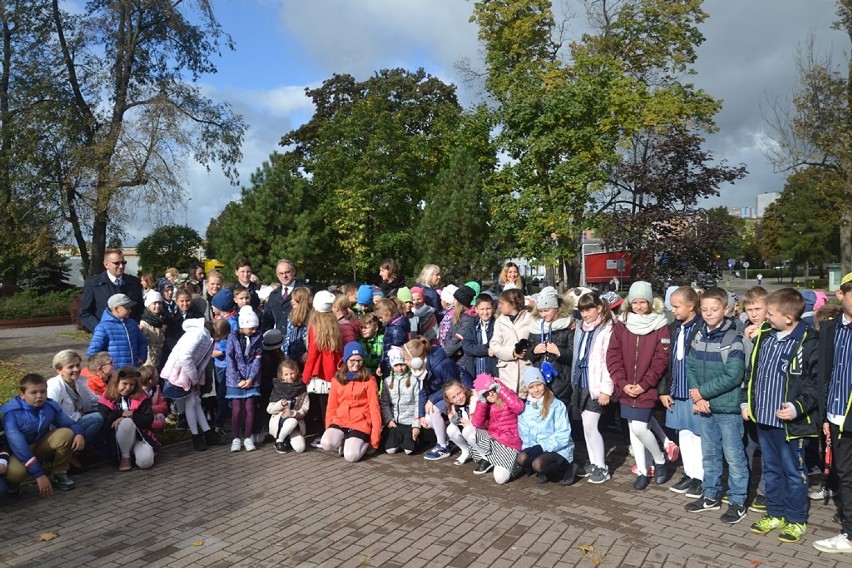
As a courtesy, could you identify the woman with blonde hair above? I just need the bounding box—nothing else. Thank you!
[415,264,441,311]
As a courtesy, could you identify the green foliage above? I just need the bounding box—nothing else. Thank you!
[0,289,79,320]
[0,361,24,406]
[759,168,843,268]
[137,225,204,277]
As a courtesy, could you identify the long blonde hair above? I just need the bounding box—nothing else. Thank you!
[290,287,312,327]
[536,388,554,419]
[309,310,342,352]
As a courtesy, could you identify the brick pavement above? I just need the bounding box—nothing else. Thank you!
[0,325,846,567]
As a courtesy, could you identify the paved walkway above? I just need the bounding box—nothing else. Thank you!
[0,326,846,567]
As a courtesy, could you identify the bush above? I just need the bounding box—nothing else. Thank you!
[0,289,80,320]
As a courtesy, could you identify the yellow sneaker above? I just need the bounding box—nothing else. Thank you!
[749,515,785,535]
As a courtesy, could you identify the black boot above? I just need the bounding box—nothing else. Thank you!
[204,429,225,446]
[558,462,578,486]
[192,434,207,451]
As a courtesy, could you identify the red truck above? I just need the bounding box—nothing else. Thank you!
[583,250,632,287]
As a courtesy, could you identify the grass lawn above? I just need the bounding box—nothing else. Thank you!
[0,360,24,405]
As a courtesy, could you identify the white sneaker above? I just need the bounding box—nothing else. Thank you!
[310,438,323,449]
[230,438,241,452]
[454,450,471,465]
[813,533,852,554]
[243,437,256,452]
[809,486,836,500]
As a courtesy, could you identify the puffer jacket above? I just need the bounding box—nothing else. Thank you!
[489,310,532,395]
[470,378,525,450]
[606,300,671,409]
[226,330,263,388]
[443,307,477,365]
[87,308,148,368]
[528,314,575,405]
[160,318,215,391]
[1,397,83,478]
[326,377,383,448]
[518,395,573,460]
[380,315,411,375]
[380,372,421,426]
[686,318,745,414]
[743,320,818,437]
[418,347,473,416]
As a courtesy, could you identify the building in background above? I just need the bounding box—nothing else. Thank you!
[755,192,780,218]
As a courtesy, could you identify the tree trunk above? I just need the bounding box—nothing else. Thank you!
[841,199,852,275]
[88,210,109,277]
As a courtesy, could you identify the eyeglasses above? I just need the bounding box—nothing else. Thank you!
[348,358,364,365]
[111,261,128,266]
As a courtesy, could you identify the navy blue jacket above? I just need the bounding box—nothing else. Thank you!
[418,347,473,416]
[380,315,411,375]
[80,271,144,332]
[461,316,498,378]
[261,279,310,333]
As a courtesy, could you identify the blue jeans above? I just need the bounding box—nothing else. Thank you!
[78,412,105,446]
[757,424,809,523]
[698,412,748,506]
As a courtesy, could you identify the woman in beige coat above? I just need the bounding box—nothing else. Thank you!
[488,288,532,396]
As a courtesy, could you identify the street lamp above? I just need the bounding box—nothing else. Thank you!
[184,197,192,226]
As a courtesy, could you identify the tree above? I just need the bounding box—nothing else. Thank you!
[45,0,245,277]
[137,225,204,278]
[759,168,843,277]
[416,146,499,283]
[765,0,852,273]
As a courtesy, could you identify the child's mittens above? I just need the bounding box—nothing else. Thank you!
[473,372,498,399]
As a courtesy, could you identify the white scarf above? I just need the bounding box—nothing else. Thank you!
[624,312,667,336]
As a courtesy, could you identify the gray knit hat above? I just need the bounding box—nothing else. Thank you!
[536,286,560,310]
[627,281,653,304]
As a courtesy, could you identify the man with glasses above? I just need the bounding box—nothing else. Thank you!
[80,249,144,332]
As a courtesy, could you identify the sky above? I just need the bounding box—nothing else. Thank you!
[147,0,847,245]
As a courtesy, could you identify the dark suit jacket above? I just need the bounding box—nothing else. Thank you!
[262,279,310,333]
[80,271,144,332]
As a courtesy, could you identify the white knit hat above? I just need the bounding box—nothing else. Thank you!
[439,284,458,305]
[627,281,653,304]
[312,290,335,313]
[238,306,259,328]
[144,291,163,308]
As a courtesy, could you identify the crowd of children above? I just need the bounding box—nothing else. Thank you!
[2,260,852,555]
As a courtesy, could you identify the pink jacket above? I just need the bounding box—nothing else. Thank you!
[160,319,214,391]
[471,378,525,450]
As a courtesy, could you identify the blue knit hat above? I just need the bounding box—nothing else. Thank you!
[356,284,374,305]
[523,367,545,388]
[343,341,364,363]
[211,289,235,312]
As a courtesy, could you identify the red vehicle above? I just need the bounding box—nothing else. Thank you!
[583,250,632,287]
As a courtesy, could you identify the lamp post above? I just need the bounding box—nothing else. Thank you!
[184,197,192,226]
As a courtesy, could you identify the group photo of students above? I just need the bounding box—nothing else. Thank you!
[2,254,852,555]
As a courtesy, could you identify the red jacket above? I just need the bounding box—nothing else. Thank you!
[302,327,342,384]
[606,318,671,409]
[325,377,382,448]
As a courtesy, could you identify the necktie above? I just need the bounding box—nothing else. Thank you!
[676,327,686,361]
[282,287,290,302]
[114,278,122,288]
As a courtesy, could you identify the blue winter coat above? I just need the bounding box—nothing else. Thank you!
[380,315,411,375]
[1,397,83,478]
[87,309,148,368]
[225,330,263,388]
[518,396,574,461]
[417,347,473,416]
[461,316,498,377]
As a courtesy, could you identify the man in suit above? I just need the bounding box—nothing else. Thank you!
[262,259,309,333]
[80,249,144,332]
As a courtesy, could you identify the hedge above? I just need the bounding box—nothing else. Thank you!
[0,289,80,320]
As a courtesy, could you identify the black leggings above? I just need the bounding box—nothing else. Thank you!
[517,446,568,477]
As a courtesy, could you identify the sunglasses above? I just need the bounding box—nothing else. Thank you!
[111,261,128,266]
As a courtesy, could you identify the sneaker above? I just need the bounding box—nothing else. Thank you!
[653,462,668,485]
[230,438,241,452]
[749,515,786,535]
[777,522,806,543]
[423,444,451,461]
[243,437,256,452]
[310,437,323,448]
[192,434,207,451]
[52,472,75,491]
[118,457,132,471]
[510,461,525,480]
[720,493,729,504]
[252,432,266,446]
[720,504,747,524]
[6,484,20,496]
[559,462,579,486]
[633,474,650,490]
[684,479,704,499]
[630,464,654,476]
[274,441,289,454]
[576,462,593,478]
[813,533,852,554]
[670,475,693,494]
[834,512,845,525]
[454,451,471,465]
[536,473,549,484]
[204,429,226,446]
[809,486,836,500]
[473,460,494,475]
[664,440,680,463]
[588,466,611,484]
[685,497,721,513]
[808,465,823,477]
[749,494,767,513]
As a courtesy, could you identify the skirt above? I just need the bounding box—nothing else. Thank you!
[226,386,261,399]
[620,403,653,423]
[664,397,701,435]
[474,429,519,470]
[162,380,191,400]
[571,386,603,415]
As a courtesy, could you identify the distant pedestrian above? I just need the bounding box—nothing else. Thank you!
[757,273,763,286]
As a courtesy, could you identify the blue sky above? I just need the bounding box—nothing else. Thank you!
[146,0,845,245]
